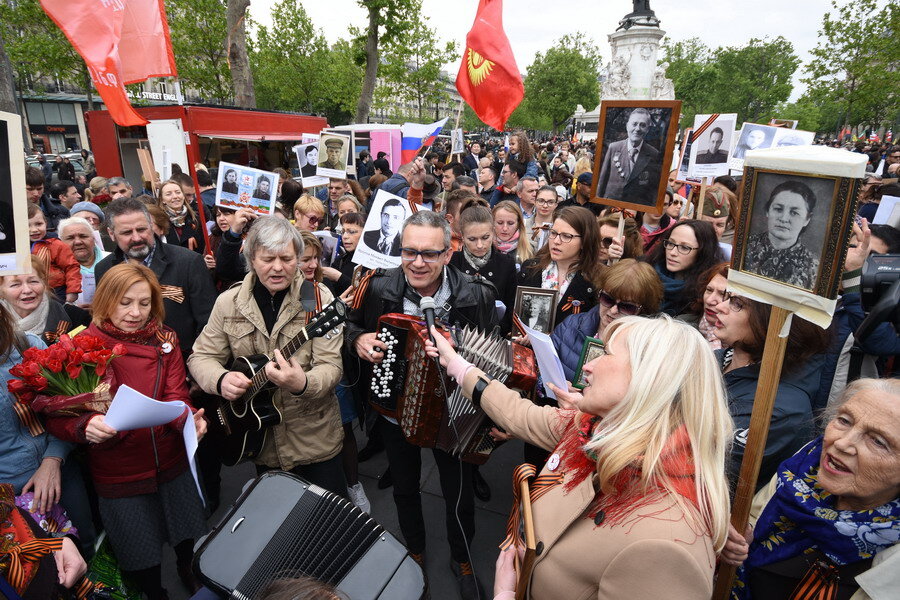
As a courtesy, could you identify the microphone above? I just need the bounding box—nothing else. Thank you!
[419,296,437,344]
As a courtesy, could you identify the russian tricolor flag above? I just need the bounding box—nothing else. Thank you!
[401,117,449,164]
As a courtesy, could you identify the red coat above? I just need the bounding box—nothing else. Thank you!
[44,324,195,498]
[31,238,81,294]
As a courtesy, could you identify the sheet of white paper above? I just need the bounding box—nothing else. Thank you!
[105,384,185,430]
[521,323,567,399]
[873,195,900,228]
[104,384,204,503]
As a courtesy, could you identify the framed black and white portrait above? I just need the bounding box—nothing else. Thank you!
[591,100,681,214]
[514,286,559,334]
[733,168,858,297]
[729,123,779,171]
[316,132,351,179]
[688,113,737,179]
[1,110,31,274]
[573,337,604,390]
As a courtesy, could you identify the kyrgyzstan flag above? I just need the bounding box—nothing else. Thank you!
[40,0,177,127]
[455,0,524,131]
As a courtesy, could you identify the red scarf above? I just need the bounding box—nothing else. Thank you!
[554,413,698,526]
[97,319,160,345]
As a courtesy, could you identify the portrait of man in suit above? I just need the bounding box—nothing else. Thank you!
[363,198,407,257]
[596,107,662,207]
[696,127,728,164]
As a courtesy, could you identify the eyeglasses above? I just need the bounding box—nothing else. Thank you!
[303,214,321,225]
[723,291,746,312]
[662,239,698,255]
[400,247,447,263]
[597,290,642,316]
[535,199,557,207]
[666,199,683,206]
[548,230,581,243]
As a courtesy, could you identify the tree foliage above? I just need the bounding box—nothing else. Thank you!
[0,0,85,91]
[514,33,602,133]
[804,0,899,133]
[166,0,232,102]
[376,16,456,122]
[662,37,799,127]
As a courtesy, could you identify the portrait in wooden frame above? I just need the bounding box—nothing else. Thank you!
[591,99,681,215]
[572,337,604,390]
[514,286,559,334]
[731,166,859,299]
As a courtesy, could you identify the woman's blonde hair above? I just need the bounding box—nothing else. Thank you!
[293,194,326,220]
[492,200,533,264]
[92,263,165,327]
[585,315,732,550]
[299,231,323,283]
[573,156,592,180]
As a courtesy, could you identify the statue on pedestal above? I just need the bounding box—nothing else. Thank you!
[650,61,676,100]
[618,0,660,30]
[602,50,632,99]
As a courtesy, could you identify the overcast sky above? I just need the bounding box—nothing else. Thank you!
[248,0,885,101]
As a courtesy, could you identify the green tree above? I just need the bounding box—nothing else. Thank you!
[317,39,364,125]
[660,38,717,127]
[0,0,92,104]
[804,0,900,134]
[712,37,799,124]
[517,33,601,133]
[354,0,421,123]
[378,17,456,122]
[251,0,329,113]
[166,0,232,102]
[661,36,798,127]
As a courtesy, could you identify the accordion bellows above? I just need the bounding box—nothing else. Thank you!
[370,314,537,464]
[193,471,426,599]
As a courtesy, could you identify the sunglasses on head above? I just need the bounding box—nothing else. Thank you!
[597,290,642,316]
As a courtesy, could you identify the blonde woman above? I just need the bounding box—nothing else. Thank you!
[292,194,326,232]
[492,200,534,265]
[571,156,593,195]
[425,315,733,599]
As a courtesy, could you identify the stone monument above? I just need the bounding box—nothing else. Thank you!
[572,1,675,138]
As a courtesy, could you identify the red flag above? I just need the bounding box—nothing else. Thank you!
[455,0,523,131]
[40,0,177,126]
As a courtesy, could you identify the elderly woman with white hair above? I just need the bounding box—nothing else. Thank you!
[723,377,900,600]
[187,216,347,497]
[425,315,734,599]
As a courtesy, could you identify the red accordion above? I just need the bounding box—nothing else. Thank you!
[369,314,536,464]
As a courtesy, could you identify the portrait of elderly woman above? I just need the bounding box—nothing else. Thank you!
[742,177,827,290]
[723,378,900,600]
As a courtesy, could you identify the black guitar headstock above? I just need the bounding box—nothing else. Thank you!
[306,298,348,339]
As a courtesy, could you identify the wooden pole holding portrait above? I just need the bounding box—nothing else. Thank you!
[713,145,867,600]
[711,306,791,600]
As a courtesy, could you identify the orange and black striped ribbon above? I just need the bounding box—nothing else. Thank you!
[512,313,527,338]
[690,113,721,143]
[12,401,44,436]
[788,560,839,600]
[44,321,70,343]
[560,296,582,315]
[160,285,185,303]
[351,269,378,311]
[499,463,564,551]
[3,537,63,593]
[156,328,177,350]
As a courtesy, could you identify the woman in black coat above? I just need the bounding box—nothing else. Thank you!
[449,203,517,335]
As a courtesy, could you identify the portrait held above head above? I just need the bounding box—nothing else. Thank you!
[363,199,407,257]
[696,127,728,164]
[319,137,347,172]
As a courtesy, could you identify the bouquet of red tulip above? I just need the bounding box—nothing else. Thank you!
[7,334,125,416]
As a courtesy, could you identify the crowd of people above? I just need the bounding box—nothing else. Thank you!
[2,132,899,600]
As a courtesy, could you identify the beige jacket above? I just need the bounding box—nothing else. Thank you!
[187,273,343,469]
[478,377,716,600]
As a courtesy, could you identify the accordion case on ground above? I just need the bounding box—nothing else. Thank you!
[368,314,537,464]
[193,471,426,600]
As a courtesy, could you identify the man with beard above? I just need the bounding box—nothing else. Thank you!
[58,217,109,306]
[95,197,216,357]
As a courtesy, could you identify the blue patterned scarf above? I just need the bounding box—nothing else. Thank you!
[732,437,900,599]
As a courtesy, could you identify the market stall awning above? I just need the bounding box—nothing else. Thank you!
[192,131,304,142]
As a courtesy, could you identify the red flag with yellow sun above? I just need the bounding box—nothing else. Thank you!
[455,0,524,131]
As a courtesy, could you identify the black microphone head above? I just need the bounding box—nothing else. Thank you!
[419,296,436,312]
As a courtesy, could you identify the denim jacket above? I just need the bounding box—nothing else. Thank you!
[0,333,71,491]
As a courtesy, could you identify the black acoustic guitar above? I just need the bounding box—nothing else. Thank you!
[211,298,347,466]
